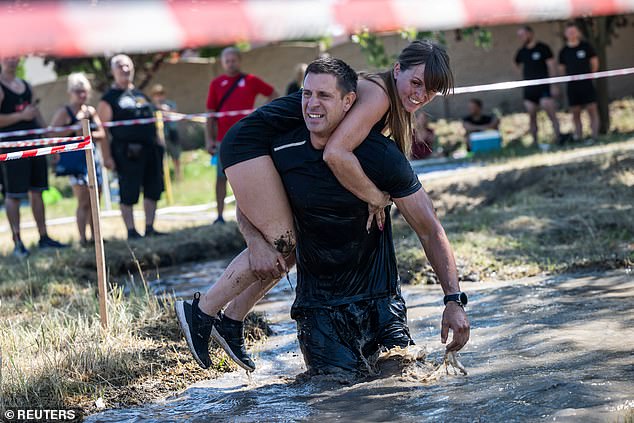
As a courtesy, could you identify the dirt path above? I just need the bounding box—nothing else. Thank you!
[87,267,634,422]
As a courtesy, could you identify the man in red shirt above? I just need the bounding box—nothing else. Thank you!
[206,47,278,223]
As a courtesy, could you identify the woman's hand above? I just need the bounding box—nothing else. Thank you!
[366,191,392,232]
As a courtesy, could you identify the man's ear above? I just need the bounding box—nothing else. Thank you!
[343,91,357,112]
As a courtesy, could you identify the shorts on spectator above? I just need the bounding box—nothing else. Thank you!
[111,141,164,205]
[567,80,597,107]
[0,155,48,199]
[523,84,552,104]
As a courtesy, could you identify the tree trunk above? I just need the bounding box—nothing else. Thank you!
[588,17,611,134]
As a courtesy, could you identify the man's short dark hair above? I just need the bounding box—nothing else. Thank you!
[304,57,357,96]
[469,98,483,109]
[522,25,534,33]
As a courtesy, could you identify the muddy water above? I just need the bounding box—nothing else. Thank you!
[88,266,634,422]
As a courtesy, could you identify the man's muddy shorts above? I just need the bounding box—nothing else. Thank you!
[292,295,414,375]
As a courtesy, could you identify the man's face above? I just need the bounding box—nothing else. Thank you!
[302,72,355,139]
[468,101,481,116]
[221,52,241,75]
[517,28,533,45]
[0,56,20,74]
[565,25,580,43]
[111,58,134,86]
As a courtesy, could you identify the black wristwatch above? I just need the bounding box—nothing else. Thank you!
[444,292,468,307]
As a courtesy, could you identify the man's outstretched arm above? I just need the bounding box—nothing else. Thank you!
[393,189,470,352]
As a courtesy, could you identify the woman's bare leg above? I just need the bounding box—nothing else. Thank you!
[197,156,295,317]
[224,255,297,320]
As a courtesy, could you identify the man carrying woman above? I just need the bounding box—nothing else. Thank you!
[176,41,469,374]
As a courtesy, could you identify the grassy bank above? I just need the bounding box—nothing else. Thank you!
[395,141,634,283]
[0,222,262,412]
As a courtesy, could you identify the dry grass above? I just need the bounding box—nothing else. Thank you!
[394,142,634,283]
[0,222,268,414]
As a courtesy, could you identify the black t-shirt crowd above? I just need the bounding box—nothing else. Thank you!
[463,114,494,126]
[101,88,156,144]
[558,41,596,75]
[514,42,554,80]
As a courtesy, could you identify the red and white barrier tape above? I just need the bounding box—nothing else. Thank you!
[0,109,255,139]
[0,139,92,162]
[0,135,88,148]
[2,0,634,59]
[452,67,634,95]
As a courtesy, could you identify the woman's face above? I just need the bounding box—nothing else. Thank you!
[393,63,437,113]
[69,86,89,105]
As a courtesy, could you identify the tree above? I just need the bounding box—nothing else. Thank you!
[45,51,176,93]
[574,15,629,134]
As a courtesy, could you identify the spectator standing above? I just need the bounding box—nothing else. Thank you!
[151,84,183,180]
[285,63,307,95]
[97,54,165,239]
[205,47,278,224]
[50,73,109,246]
[558,22,600,142]
[0,56,67,257]
[462,98,500,151]
[514,26,564,146]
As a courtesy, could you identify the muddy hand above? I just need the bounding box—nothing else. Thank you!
[444,351,468,375]
[441,301,470,352]
[248,237,287,281]
[366,192,392,232]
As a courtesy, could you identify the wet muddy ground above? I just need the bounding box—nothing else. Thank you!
[87,263,634,422]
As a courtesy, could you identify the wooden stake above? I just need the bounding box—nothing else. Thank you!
[82,119,108,328]
[155,110,173,205]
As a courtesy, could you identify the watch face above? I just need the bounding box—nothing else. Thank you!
[460,292,468,306]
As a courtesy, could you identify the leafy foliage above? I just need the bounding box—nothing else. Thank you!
[353,27,493,69]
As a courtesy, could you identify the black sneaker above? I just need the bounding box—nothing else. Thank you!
[38,235,68,249]
[127,229,143,240]
[211,311,256,371]
[13,241,30,258]
[175,292,215,369]
[145,226,167,237]
[213,216,225,225]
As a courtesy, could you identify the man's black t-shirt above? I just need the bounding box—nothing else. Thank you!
[514,42,554,80]
[463,114,494,126]
[101,88,156,144]
[271,126,421,310]
[558,41,596,75]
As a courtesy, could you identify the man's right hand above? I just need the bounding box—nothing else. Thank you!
[441,301,470,352]
[366,191,392,232]
[20,105,38,121]
[248,237,288,281]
